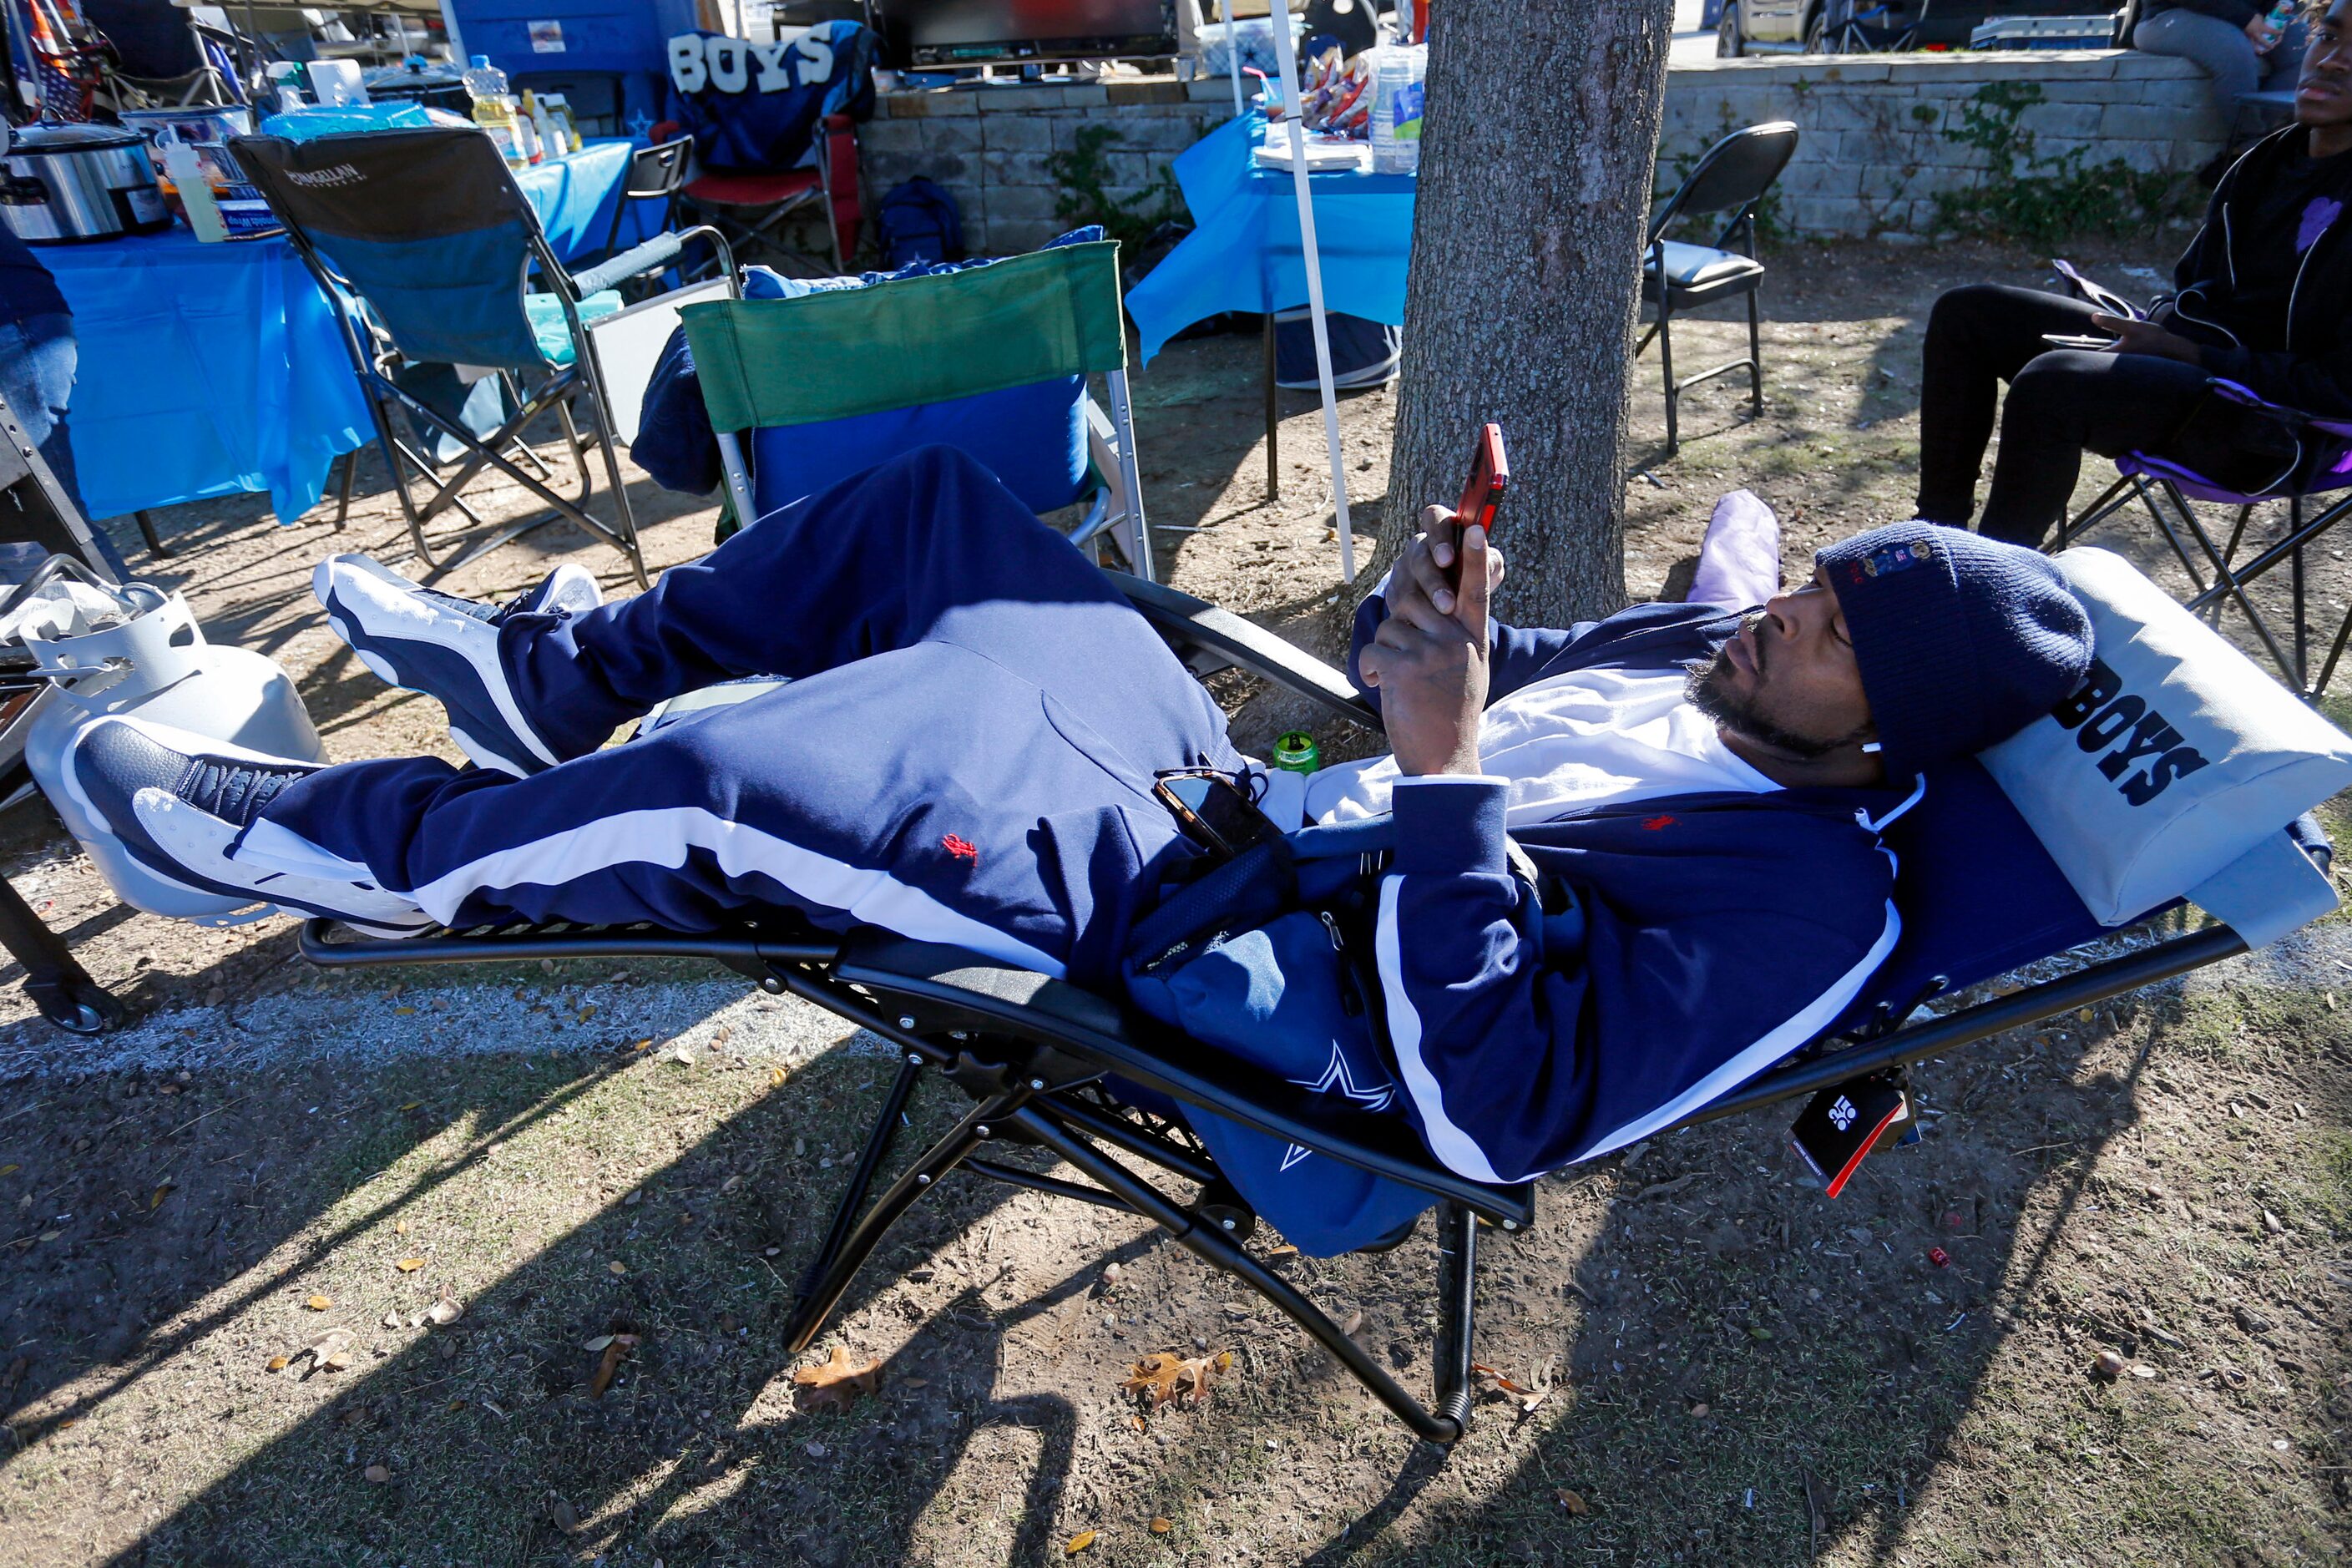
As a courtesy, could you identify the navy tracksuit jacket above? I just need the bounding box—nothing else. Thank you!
[245,447,1909,1214]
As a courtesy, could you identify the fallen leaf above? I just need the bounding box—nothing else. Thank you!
[425,1292,463,1326]
[1150,1517,1172,1534]
[1120,1352,1185,1408]
[2093,1348,2127,1378]
[148,1184,170,1210]
[394,1217,410,1236]
[1471,1361,1549,1414]
[583,1334,615,1353]
[447,1399,465,1413]
[363,1464,390,1483]
[629,1039,652,1052]
[792,1343,882,1410]
[1558,1488,1590,1516]
[0,1165,17,1176]
[266,1354,290,1372]
[1130,1414,1147,1433]
[720,1175,741,1195]
[575,1006,597,1024]
[607,1260,626,1276]
[1267,1244,1298,1257]
[589,1334,638,1398]
[623,1189,642,1206]
[769,1066,787,1088]
[321,1349,354,1372]
[395,1257,426,1272]
[394,1006,416,1016]
[306,1295,331,1311]
[1065,1531,1096,1555]
[552,1499,581,1535]
[399,1101,422,1111]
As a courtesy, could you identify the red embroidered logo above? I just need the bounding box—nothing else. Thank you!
[1641,815,1677,832]
[942,834,979,864]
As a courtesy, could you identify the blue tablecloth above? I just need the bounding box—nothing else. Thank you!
[44,139,649,524]
[1124,114,1416,367]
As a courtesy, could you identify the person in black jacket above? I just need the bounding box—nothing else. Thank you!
[1914,0,2352,547]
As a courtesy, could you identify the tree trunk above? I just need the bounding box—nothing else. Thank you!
[1380,0,1674,628]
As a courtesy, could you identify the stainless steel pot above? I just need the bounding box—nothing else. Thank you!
[3,124,171,245]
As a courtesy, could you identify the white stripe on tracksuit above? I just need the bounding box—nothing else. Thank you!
[1373,876,1904,1185]
[236,807,1067,977]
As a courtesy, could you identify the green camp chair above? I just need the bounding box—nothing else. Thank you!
[680,238,1155,579]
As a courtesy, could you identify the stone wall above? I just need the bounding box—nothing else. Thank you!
[857,78,1236,256]
[1661,52,2228,240]
[857,50,2230,255]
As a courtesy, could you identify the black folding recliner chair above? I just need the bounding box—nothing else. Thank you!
[1639,121,1800,455]
[296,563,2342,1444]
[230,127,735,587]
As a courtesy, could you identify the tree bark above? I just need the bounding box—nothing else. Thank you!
[1380,0,1674,628]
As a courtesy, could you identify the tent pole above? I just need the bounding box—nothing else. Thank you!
[1219,0,1243,119]
[437,0,467,63]
[1264,0,1354,583]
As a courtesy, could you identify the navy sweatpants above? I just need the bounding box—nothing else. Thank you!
[241,447,1240,984]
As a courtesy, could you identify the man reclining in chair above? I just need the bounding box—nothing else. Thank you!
[55,446,2090,1211]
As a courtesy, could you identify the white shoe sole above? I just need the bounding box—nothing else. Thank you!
[59,715,435,938]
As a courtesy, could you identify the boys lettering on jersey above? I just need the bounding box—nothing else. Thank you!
[2048,657,2211,806]
[668,32,837,96]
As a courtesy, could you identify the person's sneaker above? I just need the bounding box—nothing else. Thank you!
[313,554,597,776]
[60,716,435,938]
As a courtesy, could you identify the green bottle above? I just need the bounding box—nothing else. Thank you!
[1272,731,1321,774]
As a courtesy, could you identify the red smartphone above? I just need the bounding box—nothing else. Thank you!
[1449,422,1508,586]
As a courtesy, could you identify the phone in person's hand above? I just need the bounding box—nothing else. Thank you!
[2042,332,2119,350]
[1152,769,1285,863]
[1449,422,1508,588]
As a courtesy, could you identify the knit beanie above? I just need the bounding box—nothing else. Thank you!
[1815,523,2094,778]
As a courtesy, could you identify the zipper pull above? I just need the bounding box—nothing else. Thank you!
[1319,909,1365,1017]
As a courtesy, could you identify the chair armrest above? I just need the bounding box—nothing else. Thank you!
[568,224,729,296]
[1106,571,1381,732]
[832,931,1530,1227]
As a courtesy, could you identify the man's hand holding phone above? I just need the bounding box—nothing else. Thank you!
[1358,426,1509,777]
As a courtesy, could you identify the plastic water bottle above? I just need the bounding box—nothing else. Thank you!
[1369,44,1426,175]
[463,54,528,169]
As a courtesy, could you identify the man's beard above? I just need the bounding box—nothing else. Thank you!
[1682,619,1869,762]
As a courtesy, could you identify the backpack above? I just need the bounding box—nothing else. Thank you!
[875,178,965,268]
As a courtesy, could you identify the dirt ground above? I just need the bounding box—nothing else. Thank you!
[0,235,2344,1568]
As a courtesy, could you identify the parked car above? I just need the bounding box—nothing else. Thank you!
[1716,0,2112,56]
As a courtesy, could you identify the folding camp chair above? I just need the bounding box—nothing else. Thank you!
[293,544,2344,1444]
[2060,377,2352,701]
[1638,122,1799,456]
[680,238,1155,579]
[230,126,737,588]
[656,111,861,278]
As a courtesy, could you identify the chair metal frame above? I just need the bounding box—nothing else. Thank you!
[292,571,2284,1444]
[2060,411,2352,701]
[1637,122,1799,455]
[243,134,737,589]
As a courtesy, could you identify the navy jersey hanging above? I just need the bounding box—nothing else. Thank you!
[665,19,875,174]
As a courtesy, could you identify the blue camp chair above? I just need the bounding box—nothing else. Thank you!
[230,125,736,586]
[297,542,2347,1444]
[681,237,1154,578]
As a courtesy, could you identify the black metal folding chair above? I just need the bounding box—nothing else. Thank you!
[230,126,736,587]
[1638,121,1800,455]
[291,566,2339,1445]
